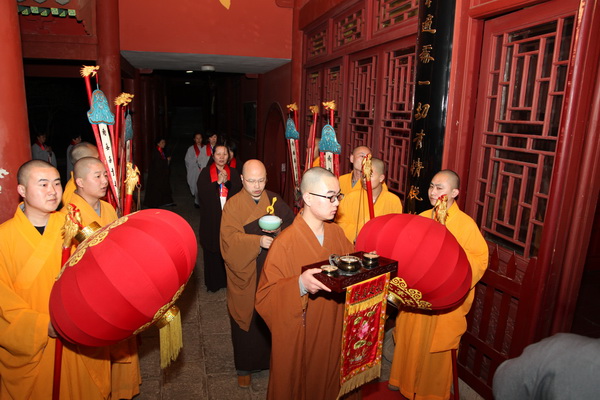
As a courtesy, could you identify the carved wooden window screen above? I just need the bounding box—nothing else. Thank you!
[374,0,419,33]
[473,16,574,259]
[303,70,322,141]
[323,65,343,127]
[379,47,415,198]
[334,7,364,49]
[307,25,328,60]
[347,55,378,156]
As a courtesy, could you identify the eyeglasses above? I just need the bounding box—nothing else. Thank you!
[244,178,266,185]
[309,192,344,203]
[244,178,267,185]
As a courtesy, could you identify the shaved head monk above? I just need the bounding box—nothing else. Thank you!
[0,160,121,398]
[335,157,403,243]
[220,159,295,387]
[255,167,355,399]
[61,156,142,398]
[387,169,489,400]
[63,141,99,206]
[338,145,371,196]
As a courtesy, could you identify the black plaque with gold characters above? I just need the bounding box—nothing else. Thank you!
[405,0,457,214]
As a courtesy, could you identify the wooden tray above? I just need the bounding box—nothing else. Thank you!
[301,251,397,292]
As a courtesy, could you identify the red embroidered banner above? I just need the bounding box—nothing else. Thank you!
[338,272,390,397]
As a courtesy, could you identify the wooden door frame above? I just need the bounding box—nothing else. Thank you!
[446,0,600,340]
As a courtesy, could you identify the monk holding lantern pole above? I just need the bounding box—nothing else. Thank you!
[0,160,113,399]
[387,169,488,400]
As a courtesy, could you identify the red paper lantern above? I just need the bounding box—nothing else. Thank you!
[50,209,197,347]
[355,213,471,310]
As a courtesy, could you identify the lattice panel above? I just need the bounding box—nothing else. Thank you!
[348,55,378,154]
[474,16,574,258]
[334,7,364,49]
[323,65,343,127]
[380,47,415,199]
[307,25,328,59]
[303,70,322,154]
[375,0,419,33]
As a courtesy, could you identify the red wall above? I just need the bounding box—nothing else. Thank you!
[119,0,292,59]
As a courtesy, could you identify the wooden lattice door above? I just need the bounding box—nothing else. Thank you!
[459,0,577,397]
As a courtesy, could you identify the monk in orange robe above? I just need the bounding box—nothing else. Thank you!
[0,160,111,399]
[220,159,295,387]
[255,167,355,400]
[62,142,99,207]
[388,170,489,400]
[338,145,371,196]
[63,157,141,399]
[335,157,403,243]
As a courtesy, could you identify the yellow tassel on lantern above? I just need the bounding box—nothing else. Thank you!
[156,305,183,369]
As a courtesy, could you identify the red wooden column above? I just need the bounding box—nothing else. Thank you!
[0,1,32,223]
[96,0,121,111]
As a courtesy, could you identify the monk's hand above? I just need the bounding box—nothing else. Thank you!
[260,235,274,249]
[48,322,58,338]
[300,268,331,294]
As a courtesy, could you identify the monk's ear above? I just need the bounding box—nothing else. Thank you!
[302,192,312,207]
[75,177,84,188]
[17,184,26,198]
[451,188,459,200]
[379,174,385,184]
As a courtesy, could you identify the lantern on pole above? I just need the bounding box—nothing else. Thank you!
[355,213,471,310]
[50,209,197,367]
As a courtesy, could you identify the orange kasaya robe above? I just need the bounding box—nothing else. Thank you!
[255,213,354,400]
[0,207,110,400]
[389,201,489,400]
[62,193,141,399]
[335,185,403,243]
[62,192,118,227]
[62,175,76,206]
[338,172,388,198]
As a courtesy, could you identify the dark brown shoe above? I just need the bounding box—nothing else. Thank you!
[238,374,251,388]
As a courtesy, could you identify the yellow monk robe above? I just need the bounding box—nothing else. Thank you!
[62,174,76,206]
[0,207,111,399]
[388,202,489,400]
[338,172,358,196]
[335,185,403,243]
[62,192,118,227]
[255,214,354,400]
[61,193,141,399]
[339,172,388,197]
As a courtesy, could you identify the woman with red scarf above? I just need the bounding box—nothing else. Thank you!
[31,133,57,168]
[197,144,242,292]
[143,138,175,208]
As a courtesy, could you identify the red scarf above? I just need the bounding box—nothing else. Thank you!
[157,146,166,159]
[36,140,45,150]
[193,143,201,157]
[209,163,230,198]
[206,145,212,157]
[229,157,237,168]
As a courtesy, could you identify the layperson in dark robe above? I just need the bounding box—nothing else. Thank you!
[143,138,174,208]
[220,160,295,387]
[255,167,355,400]
[197,144,242,292]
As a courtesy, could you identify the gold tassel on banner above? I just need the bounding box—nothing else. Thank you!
[156,306,183,369]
